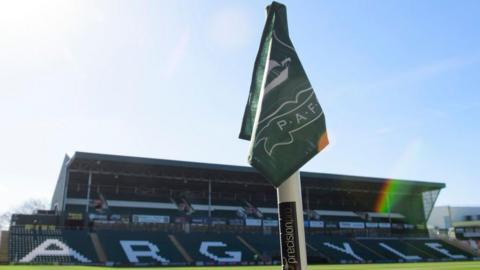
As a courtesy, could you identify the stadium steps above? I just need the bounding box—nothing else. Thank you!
[0,231,9,263]
[434,235,479,256]
[236,235,261,257]
[168,234,193,263]
[401,239,437,259]
[306,242,333,262]
[89,233,107,263]
[351,238,387,261]
[306,242,318,252]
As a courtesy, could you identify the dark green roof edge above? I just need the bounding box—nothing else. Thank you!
[69,151,445,189]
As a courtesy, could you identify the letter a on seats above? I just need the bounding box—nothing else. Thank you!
[19,239,91,263]
[120,240,170,263]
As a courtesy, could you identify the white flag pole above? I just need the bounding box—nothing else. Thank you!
[277,170,308,269]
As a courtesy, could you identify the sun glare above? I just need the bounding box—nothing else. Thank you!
[0,0,79,43]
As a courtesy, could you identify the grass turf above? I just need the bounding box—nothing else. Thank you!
[1,262,480,270]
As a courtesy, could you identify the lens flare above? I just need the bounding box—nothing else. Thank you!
[374,179,400,213]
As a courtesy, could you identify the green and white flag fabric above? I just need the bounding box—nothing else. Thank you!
[239,1,328,187]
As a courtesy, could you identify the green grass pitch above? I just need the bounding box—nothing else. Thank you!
[1,262,480,270]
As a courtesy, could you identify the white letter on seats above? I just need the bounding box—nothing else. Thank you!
[323,242,364,261]
[199,241,242,263]
[120,240,169,263]
[425,242,466,259]
[19,239,91,263]
[379,242,421,261]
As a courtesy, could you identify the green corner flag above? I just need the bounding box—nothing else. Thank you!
[239,1,328,187]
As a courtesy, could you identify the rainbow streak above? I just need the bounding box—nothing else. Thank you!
[374,179,401,213]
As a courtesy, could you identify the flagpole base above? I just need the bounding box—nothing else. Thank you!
[277,171,308,269]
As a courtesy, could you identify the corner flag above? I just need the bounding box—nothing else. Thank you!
[239,1,328,187]
[239,2,329,269]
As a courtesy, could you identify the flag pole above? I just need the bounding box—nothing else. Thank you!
[277,170,308,269]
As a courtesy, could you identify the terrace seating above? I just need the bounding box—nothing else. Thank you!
[355,238,472,262]
[356,239,419,261]
[404,239,470,260]
[174,232,255,264]
[8,227,97,264]
[307,235,384,263]
[8,226,473,265]
[239,233,281,261]
[96,230,185,265]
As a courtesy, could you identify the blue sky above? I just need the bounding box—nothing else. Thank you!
[0,0,479,214]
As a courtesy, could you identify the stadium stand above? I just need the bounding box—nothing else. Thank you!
[5,152,477,266]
